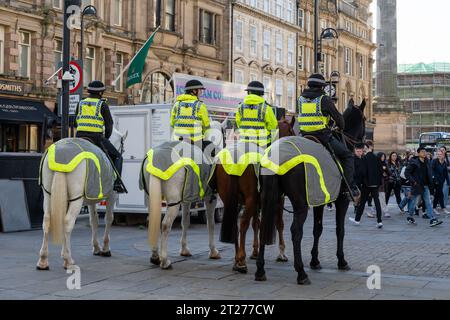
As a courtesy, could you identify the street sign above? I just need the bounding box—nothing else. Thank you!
[324,84,336,98]
[58,60,82,94]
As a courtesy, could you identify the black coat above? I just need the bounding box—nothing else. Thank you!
[405,157,434,195]
[361,152,383,187]
[354,156,365,186]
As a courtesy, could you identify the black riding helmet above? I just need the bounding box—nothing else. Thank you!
[245,81,265,96]
[185,79,206,92]
[307,73,327,88]
[87,80,106,94]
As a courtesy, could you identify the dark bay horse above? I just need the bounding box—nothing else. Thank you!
[255,99,366,285]
[217,117,295,273]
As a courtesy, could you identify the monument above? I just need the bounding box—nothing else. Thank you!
[373,0,406,152]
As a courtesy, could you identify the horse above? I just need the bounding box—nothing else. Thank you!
[36,128,128,270]
[217,116,296,274]
[147,121,225,270]
[255,99,366,285]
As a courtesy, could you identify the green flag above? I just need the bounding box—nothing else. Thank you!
[126,28,159,88]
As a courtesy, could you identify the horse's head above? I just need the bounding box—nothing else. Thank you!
[205,120,225,152]
[110,127,128,154]
[343,98,366,149]
[278,116,296,138]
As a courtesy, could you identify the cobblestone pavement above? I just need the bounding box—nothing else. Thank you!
[0,201,449,300]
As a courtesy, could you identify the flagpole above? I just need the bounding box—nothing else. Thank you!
[112,25,161,86]
[44,67,63,85]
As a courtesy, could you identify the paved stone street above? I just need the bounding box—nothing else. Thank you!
[1,201,450,300]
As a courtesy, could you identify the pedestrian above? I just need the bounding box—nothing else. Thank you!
[378,152,391,218]
[353,143,365,216]
[404,147,443,227]
[439,146,450,208]
[349,141,384,228]
[398,156,415,214]
[386,152,402,206]
[431,149,450,215]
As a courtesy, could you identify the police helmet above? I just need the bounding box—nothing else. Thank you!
[245,81,265,94]
[87,80,106,93]
[307,73,327,88]
[185,79,206,91]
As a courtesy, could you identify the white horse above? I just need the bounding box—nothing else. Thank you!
[36,128,128,270]
[147,121,225,269]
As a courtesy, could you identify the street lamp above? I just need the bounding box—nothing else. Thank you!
[80,5,97,91]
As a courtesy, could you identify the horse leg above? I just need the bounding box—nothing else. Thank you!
[101,195,115,257]
[62,199,83,269]
[234,200,252,273]
[89,204,101,256]
[159,205,179,269]
[275,196,288,262]
[291,208,310,285]
[37,194,51,270]
[254,242,267,281]
[180,203,192,257]
[310,206,324,270]
[250,209,260,260]
[336,195,351,271]
[205,195,221,259]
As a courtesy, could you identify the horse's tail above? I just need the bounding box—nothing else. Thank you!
[220,171,240,244]
[148,174,162,249]
[259,174,280,245]
[50,172,67,245]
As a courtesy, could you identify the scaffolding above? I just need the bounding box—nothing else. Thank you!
[398,62,450,146]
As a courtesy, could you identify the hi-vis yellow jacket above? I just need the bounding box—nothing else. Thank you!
[170,94,210,142]
[236,94,278,147]
[76,97,105,133]
[297,95,330,133]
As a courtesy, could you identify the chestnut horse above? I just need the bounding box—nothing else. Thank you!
[217,117,295,273]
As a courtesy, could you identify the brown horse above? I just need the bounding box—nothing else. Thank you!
[217,117,295,273]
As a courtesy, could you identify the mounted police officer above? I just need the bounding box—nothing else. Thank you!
[75,80,125,193]
[298,74,360,202]
[236,81,278,148]
[170,79,213,152]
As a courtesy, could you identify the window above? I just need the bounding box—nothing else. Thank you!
[53,0,62,9]
[298,9,304,29]
[263,0,270,13]
[250,25,257,56]
[200,10,215,45]
[234,70,244,84]
[249,0,257,7]
[115,53,123,92]
[84,47,95,86]
[263,29,270,60]
[235,20,243,52]
[359,55,364,80]
[345,48,352,75]
[165,0,175,31]
[54,39,63,73]
[305,47,310,72]
[362,29,367,39]
[141,72,173,103]
[287,1,294,23]
[250,73,258,82]
[287,82,295,111]
[19,31,31,78]
[345,20,353,33]
[287,37,294,67]
[0,26,4,74]
[275,79,283,106]
[276,0,283,18]
[298,45,304,71]
[276,33,283,64]
[306,11,310,33]
[113,0,122,26]
[263,76,271,101]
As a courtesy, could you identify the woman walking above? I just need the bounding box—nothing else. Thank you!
[378,152,391,218]
[432,150,450,215]
[386,152,402,206]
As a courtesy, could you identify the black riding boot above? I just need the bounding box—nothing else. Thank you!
[113,156,125,193]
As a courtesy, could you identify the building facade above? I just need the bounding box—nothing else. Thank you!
[398,63,450,146]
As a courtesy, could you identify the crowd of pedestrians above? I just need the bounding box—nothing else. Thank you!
[349,142,450,228]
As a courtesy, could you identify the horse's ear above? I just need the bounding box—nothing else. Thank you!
[123,130,128,141]
[289,116,295,128]
[360,99,366,111]
[348,98,355,108]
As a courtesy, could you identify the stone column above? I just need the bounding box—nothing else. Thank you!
[373,0,406,152]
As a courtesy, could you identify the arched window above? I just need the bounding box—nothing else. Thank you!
[141,72,174,103]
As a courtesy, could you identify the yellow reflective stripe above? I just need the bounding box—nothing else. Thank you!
[47,143,104,199]
[146,149,205,198]
[216,149,263,176]
[261,149,330,204]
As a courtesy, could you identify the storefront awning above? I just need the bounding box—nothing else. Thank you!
[0,97,55,123]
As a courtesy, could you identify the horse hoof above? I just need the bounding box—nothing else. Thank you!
[93,251,101,256]
[310,263,322,270]
[209,253,222,260]
[232,264,248,274]
[276,255,289,263]
[36,265,49,271]
[180,252,192,257]
[255,273,267,282]
[150,256,160,266]
[161,263,173,270]
[297,277,311,285]
[338,264,351,271]
[100,251,111,257]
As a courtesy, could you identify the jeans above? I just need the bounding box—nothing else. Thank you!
[408,186,435,220]
[386,182,402,205]
[399,186,412,210]
[443,178,449,207]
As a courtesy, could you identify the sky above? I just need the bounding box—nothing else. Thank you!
[370,0,450,64]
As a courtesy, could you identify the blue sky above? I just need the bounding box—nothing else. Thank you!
[370,0,450,64]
